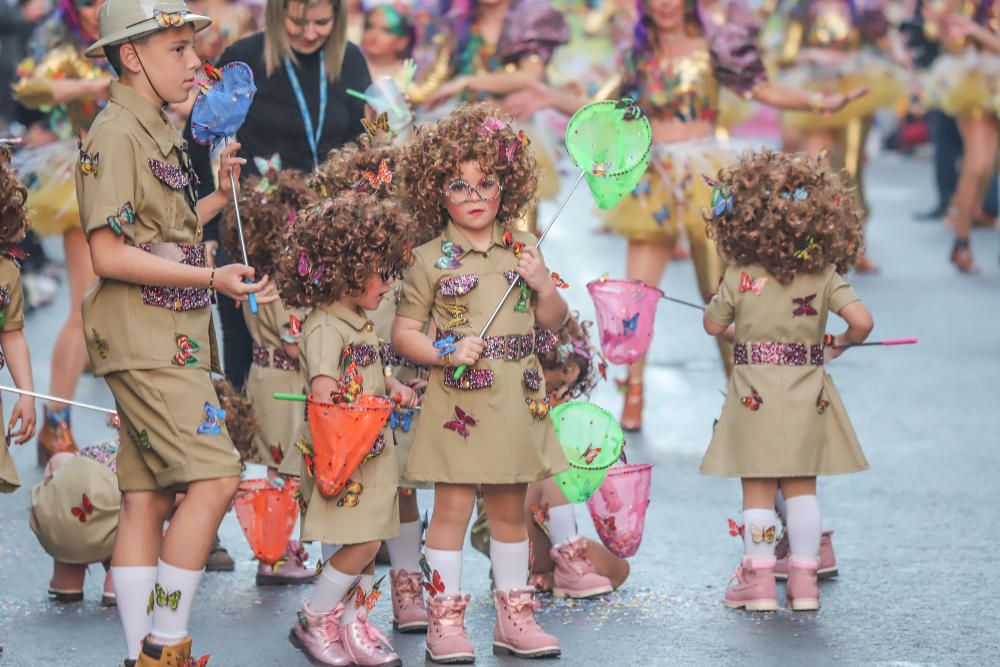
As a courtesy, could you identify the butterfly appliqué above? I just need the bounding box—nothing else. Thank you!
[477,115,507,140]
[750,524,776,544]
[816,388,830,414]
[148,159,191,191]
[443,304,468,330]
[702,175,734,217]
[502,230,525,258]
[297,250,325,286]
[128,426,151,449]
[740,386,763,411]
[269,445,284,464]
[353,574,385,610]
[70,494,94,522]
[419,556,447,596]
[622,313,639,335]
[551,272,569,289]
[197,402,226,435]
[361,112,390,137]
[513,282,532,313]
[172,333,201,366]
[739,272,767,295]
[148,583,181,614]
[78,141,98,176]
[435,241,464,270]
[526,397,551,420]
[727,518,744,537]
[281,314,303,345]
[389,408,414,433]
[296,437,315,477]
[499,130,531,163]
[337,479,363,507]
[355,159,392,193]
[88,328,109,359]
[107,202,135,236]
[792,294,818,317]
[582,444,601,465]
[443,406,477,439]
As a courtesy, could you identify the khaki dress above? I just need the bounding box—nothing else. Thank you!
[396,223,568,484]
[296,302,400,545]
[0,253,25,493]
[700,264,868,478]
[245,299,309,468]
[76,81,240,492]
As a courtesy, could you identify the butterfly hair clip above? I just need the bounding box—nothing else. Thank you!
[793,236,820,261]
[197,402,226,435]
[361,112,390,137]
[551,272,569,289]
[443,405,477,439]
[354,159,392,193]
[782,187,808,201]
[702,175,734,217]
[297,250,325,286]
[477,115,508,140]
[499,130,531,163]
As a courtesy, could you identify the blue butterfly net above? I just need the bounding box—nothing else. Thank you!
[191,62,256,146]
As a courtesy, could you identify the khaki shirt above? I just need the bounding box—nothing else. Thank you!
[0,254,25,334]
[245,298,309,351]
[300,302,380,388]
[76,82,216,376]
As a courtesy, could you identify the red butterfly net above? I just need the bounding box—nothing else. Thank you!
[308,393,393,498]
[234,477,300,565]
[585,463,652,558]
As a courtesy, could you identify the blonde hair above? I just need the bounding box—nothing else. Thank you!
[264,0,348,80]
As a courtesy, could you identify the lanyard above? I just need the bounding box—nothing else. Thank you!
[284,54,327,168]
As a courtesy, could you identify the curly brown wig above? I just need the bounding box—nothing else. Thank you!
[221,169,315,279]
[705,149,863,284]
[213,378,258,463]
[399,103,538,236]
[539,313,599,400]
[276,192,416,308]
[0,149,30,244]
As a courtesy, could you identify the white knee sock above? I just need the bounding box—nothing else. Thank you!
[742,509,779,561]
[774,488,787,522]
[111,566,157,660]
[321,543,342,563]
[490,539,529,591]
[310,563,359,613]
[785,495,822,560]
[387,521,423,573]
[340,573,374,625]
[149,560,204,645]
[546,504,578,547]
[424,547,463,595]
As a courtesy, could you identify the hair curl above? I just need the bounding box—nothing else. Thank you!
[538,313,599,400]
[0,148,30,244]
[277,192,416,308]
[705,149,863,284]
[399,103,538,237]
[222,169,315,279]
[212,378,258,463]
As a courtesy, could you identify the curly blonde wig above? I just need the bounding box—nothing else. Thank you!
[539,313,599,400]
[705,149,863,284]
[222,169,315,280]
[213,378,258,463]
[276,192,416,308]
[0,149,30,244]
[399,103,538,236]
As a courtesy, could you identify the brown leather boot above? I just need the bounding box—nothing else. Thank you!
[136,636,194,666]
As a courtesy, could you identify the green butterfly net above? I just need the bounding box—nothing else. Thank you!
[552,401,625,504]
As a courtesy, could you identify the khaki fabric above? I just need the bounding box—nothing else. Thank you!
[0,255,25,492]
[396,223,567,485]
[30,456,119,563]
[296,302,400,545]
[106,367,241,491]
[700,264,867,478]
[0,400,20,493]
[77,82,217,377]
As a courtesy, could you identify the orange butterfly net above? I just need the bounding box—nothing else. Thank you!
[308,392,393,498]
[234,478,300,565]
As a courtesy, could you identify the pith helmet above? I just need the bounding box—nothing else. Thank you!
[85,0,211,58]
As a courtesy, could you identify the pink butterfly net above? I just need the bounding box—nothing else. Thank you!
[234,478,301,565]
[587,279,663,365]
[586,463,652,558]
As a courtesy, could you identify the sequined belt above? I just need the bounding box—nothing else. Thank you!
[733,342,824,367]
[252,343,300,371]
[436,329,556,361]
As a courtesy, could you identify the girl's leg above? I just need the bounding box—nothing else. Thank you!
[338,555,399,663]
[723,478,780,611]
[621,240,672,431]
[48,560,86,601]
[310,542,380,612]
[524,481,555,585]
[425,483,476,593]
[951,115,1000,271]
[780,477,822,611]
[387,490,428,632]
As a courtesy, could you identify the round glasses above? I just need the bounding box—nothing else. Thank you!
[445,176,502,205]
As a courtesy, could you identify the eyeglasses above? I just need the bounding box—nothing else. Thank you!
[444,176,502,205]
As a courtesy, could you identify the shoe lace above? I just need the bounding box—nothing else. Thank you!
[288,541,310,565]
[506,591,543,633]
[395,572,423,605]
[356,610,394,652]
[727,565,750,589]
[317,604,345,647]
[556,540,593,576]
[429,596,468,639]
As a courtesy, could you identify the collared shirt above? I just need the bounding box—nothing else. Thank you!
[300,301,383,394]
[76,81,216,377]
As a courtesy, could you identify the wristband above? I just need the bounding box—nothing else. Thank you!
[208,267,216,291]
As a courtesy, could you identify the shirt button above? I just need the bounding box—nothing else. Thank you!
[365,322,374,332]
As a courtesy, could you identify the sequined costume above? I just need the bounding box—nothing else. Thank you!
[12,3,112,237]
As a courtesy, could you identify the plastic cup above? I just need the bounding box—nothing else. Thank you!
[586,463,652,558]
[587,279,663,365]
[551,402,625,504]
[365,77,414,134]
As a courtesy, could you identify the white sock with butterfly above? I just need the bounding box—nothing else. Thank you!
[424,547,463,596]
[149,560,204,645]
[341,573,375,625]
[784,495,822,561]
[111,565,157,660]
[742,509,779,562]
[310,558,356,614]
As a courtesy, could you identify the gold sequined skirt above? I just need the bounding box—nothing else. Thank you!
[922,49,1000,119]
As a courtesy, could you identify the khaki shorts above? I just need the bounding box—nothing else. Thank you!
[105,368,242,492]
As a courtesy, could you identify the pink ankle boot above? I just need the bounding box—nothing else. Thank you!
[550,537,613,599]
[493,588,561,659]
[775,530,838,580]
[425,594,475,664]
[340,608,401,667]
[390,569,428,633]
[289,601,351,666]
[786,558,820,611]
[258,541,317,586]
[723,558,778,612]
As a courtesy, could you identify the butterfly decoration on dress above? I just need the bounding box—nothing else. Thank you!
[153,8,187,27]
[513,282,532,313]
[792,294,818,317]
[443,304,468,330]
[354,159,393,193]
[615,97,643,121]
[337,479,363,507]
[652,206,670,226]
[435,241,464,270]
[389,408,414,433]
[107,202,135,236]
[150,583,182,613]
[296,437,315,477]
[443,405,477,439]
[332,362,363,404]
[253,154,282,194]
[107,413,121,430]
[582,444,601,465]
[296,250,325,286]
[361,112,390,137]
[591,161,612,177]
[353,574,385,610]
[502,230,525,258]
[793,236,820,261]
[128,427,151,449]
[499,130,531,163]
[419,556,446,596]
[476,115,507,140]
[702,175,734,217]
[1,244,26,270]
[78,141,98,176]
[88,328,109,359]
[727,518,744,537]
[632,180,652,198]
[269,445,284,464]
[816,388,830,414]
[740,386,763,411]
[70,494,94,523]
[739,272,767,296]
[782,187,808,202]
[172,334,201,366]
[525,397,551,420]
[750,524,776,544]
[433,335,457,358]
[551,273,569,289]
[281,314,302,345]
[197,402,226,435]
[622,313,639,335]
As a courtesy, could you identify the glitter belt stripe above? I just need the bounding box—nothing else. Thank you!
[733,342,824,367]
[252,343,300,371]
[436,330,554,362]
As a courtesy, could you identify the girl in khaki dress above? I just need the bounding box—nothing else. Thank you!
[222,164,316,586]
[276,192,417,666]
[701,150,873,613]
[393,105,569,662]
[0,148,36,492]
